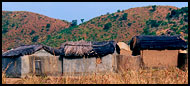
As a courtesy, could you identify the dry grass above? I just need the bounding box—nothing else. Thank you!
[2,67,188,84]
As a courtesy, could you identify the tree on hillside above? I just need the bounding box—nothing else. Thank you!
[120,13,128,20]
[121,10,124,13]
[81,19,84,23]
[150,5,157,12]
[32,35,39,42]
[117,9,121,12]
[71,20,77,26]
[2,28,8,34]
[46,24,51,28]
[103,22,112,31]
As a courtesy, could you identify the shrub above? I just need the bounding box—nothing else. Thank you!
[103,22,112,31]
[150,5,157,12]
[181,7,188,14]
[81,19,84,23]
[7,47,12,50]
[128,23,132,27]
[46,24,50,28]
[184,36,188,40]
[176,29,181,34]
[120,13,128,20]
[21,29,24,33]
[111,33,117,40]
[2,28,8,34]
[146,20,160,28]
[181,25,188,34]
[150,31,156,35]
[11,23,15,27]
[113,14,119,20]
[143,27,150,35]
[30,30,35,35]
[121,10,124,13]
[161,21,168,26]
[71,20,77,26]
[32,35,39,42]
[184,15,188,22]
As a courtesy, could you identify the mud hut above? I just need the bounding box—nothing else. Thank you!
[116,42,142,72]
[2,45,62,78]
[58,40,119,75]
[130,35,187,68]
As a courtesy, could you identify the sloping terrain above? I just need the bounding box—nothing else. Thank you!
[2,5,188,51]
[42,6,188,47]
[2,11,71,51]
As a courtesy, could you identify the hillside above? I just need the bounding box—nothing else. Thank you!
[2,11,71,51]
[42,5,188,47]
[2,6,188,51]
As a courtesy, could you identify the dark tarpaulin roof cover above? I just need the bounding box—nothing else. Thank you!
[130,35,187,51]
[2,45,43,57]
[2,41,117,58]
[42,45,61,56]
[59,40,117,57]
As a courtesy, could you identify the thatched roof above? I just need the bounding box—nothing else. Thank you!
[130,35,187,51]
[2,40,118,58]
[61,40,93,56]
[2,45,43,57]
[60,40,117,57]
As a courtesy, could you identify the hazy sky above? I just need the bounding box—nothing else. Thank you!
[2,2,188,24]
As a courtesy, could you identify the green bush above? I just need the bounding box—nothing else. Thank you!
[150,5,157,12]
[184,36,188,40]
[167,7,188,20]
[161,21,168,26]
[143,27,150,35]
[121,10,124,13]
[71,20,77,26]
[181,25,188,34]
[21,29,24,33]
[150,31,156,35]
[103,22,112,31]
[32,35,39,42]
[180,19,184,25]
[81,19,84,23]
[46,24,50,28]
[30,30,35,35]
[184,15,188,22]
[127,23,132,27]
[120,13,128,20]
[146,20,160,28]
[176,29,181,34]
[2,28,8,34]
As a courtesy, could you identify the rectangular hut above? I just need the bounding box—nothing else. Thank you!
[59,40,119,75]
[2,45,62,78]
[130,35,187,68]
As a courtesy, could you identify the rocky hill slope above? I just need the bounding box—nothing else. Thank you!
[42,6,188,47]
[2,11,71,51]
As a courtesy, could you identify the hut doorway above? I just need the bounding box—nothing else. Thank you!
[29,56,42,76]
